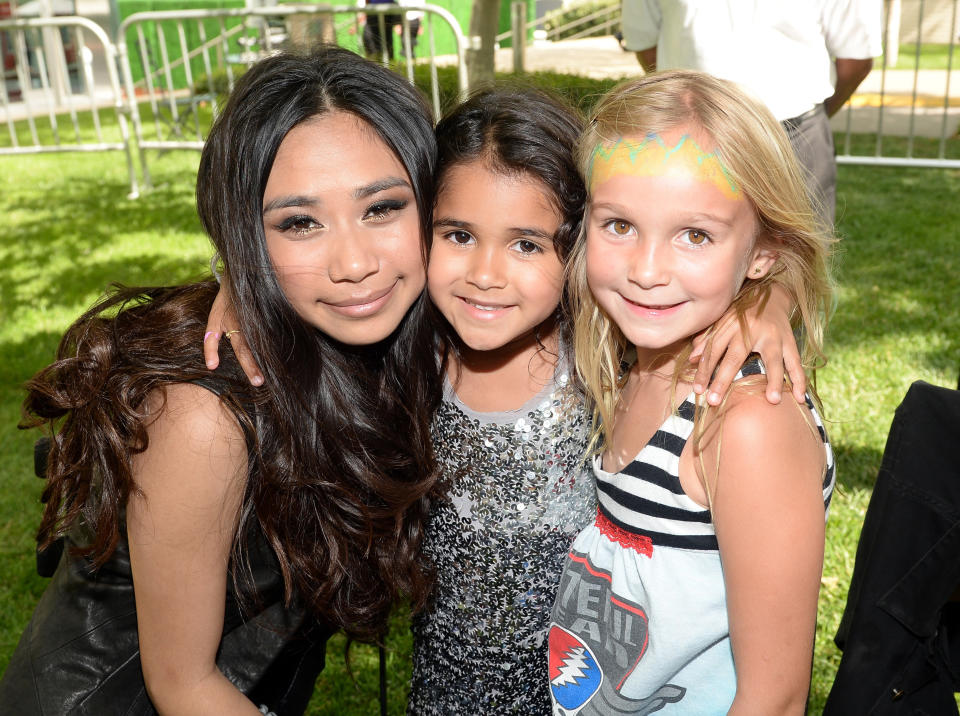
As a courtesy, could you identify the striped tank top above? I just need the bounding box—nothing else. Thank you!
[548,361,834,715]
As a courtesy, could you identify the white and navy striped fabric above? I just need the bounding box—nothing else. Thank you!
[595,395,717,551]
[595,360,835,553]
[548,360,835,715]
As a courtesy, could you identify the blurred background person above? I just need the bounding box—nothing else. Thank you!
[621,0,883,225]
[360,0,402,60]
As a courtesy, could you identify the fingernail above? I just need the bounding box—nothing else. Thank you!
[708,392,721,405]
[693,383,704,394]
[252,375,264,387]
[770,391,781,403]
[203,331,220,342]
[206,360,217,369]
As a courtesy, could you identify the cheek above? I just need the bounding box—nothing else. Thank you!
[682,254,744,304]
[584,234,615,291]
[426,243,459,296]
[267,240,315,291]
[404,258,427,296]
[528,253,565,289]
[390,217,427,280]
[732,249,756,289]
[528,262,565,312]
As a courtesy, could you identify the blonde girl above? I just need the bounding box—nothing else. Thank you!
[548,71,835,715]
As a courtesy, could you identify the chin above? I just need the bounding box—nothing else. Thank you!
[459,336,508,352]
[310,318,399,347]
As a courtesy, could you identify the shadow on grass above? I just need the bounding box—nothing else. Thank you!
[0,160,207,326]
[830,162,960,377]
[831,441,885,493]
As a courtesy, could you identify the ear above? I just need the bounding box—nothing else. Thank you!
[747,242,778,280]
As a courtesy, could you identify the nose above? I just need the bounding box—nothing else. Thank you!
[627,239,670,289]
[327,231,379,283]
[465,245,507,290]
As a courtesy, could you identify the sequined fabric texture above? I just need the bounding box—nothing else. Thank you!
[407,370,596,714]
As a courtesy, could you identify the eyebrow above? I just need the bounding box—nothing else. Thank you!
[591,202,736,228]
[262,177,412,215]
[433,217,471,229]
[354,176,411,199]
[684,212,737,228]
[433,216,554,239]
[262,195,319,214]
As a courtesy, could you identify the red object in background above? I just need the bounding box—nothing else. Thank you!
[1,2,18,100]
[1,1,80,102]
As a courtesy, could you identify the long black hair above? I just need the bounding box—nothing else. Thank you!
[30,47,443,643]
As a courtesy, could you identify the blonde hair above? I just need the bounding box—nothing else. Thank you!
[569,70,834,461]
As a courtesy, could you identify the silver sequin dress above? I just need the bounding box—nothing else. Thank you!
[407,362,596,715]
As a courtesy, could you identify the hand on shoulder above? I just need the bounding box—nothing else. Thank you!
[716,388,825,500]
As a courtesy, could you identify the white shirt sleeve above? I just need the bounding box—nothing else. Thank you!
[820,0,884,59]
[621,0,663,51]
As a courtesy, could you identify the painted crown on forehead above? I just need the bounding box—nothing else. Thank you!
[588,134,740,200]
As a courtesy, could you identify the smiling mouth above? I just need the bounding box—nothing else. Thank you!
[459,296,514,312]
[622,295,685,312]
[325,282,397,316]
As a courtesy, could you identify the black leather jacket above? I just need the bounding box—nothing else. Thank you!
[0,378,331,715]
[825,380,960,715]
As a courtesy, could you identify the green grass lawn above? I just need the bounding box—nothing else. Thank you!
[889,42,960,70]
[1,97,959,712]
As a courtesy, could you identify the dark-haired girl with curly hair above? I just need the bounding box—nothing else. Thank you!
[0,46,442,715]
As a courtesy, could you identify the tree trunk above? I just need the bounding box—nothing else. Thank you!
[467,0,501,89]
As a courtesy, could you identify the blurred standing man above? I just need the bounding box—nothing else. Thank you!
[621,0,883,224]
[360,0,402,60]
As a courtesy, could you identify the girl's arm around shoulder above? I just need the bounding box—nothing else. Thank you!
[709,392,826,716]
[126,383,262,715]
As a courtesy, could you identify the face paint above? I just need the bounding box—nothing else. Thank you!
[588,134,740,200]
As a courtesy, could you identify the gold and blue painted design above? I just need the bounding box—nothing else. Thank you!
[588,134,740,200]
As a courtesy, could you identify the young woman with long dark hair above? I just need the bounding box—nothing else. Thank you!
[0,46,442,715]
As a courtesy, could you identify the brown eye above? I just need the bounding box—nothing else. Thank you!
[685,230,709,245]
[613,221,632,235]
[514,239,542,255]
[446,230,473,246]
[276,215,322,235]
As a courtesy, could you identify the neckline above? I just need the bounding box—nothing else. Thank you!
[595,391,697,476]
[443,356,569,426]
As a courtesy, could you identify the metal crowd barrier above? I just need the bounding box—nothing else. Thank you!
[2,0,959,195]
[117,3,467,189]
[0,15,139,196]
[498,0,960,171]
[0,3,467,196]
[834,0,960,169]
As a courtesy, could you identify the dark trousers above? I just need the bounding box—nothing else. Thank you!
[362,14,401,60]
[824,381,960,715]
